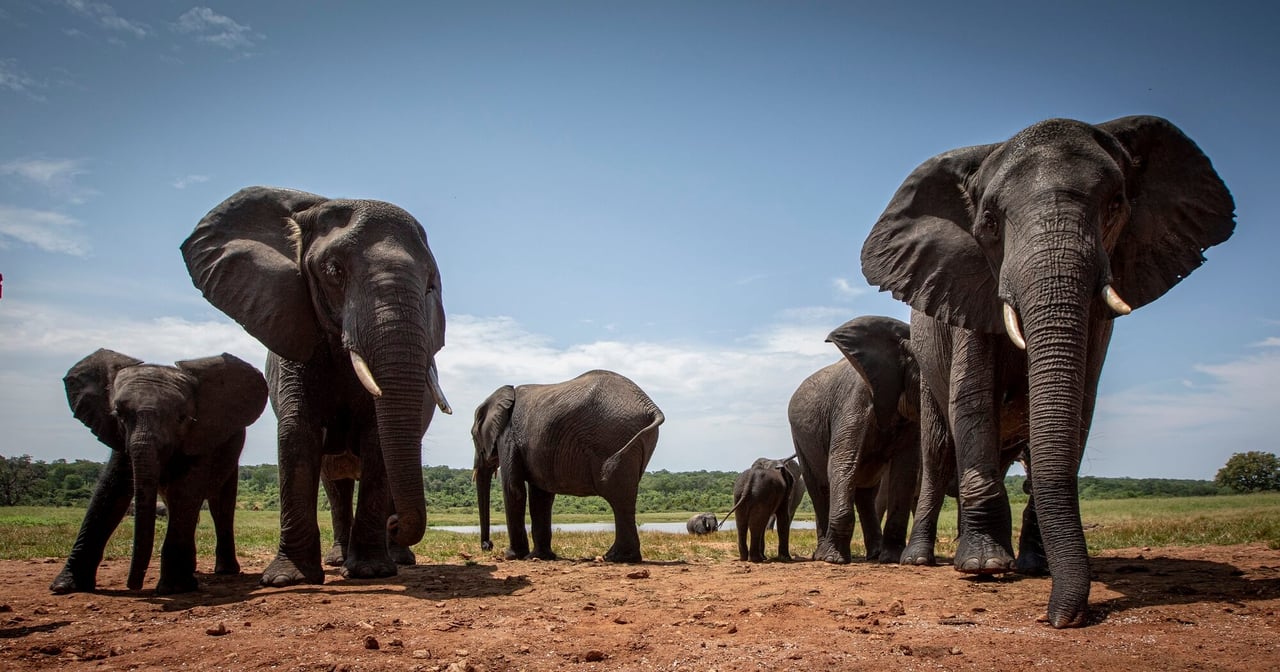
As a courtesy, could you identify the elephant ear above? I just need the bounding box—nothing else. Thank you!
[861,143,1004,333]
[181,186,330,362]
[64,349,144,451]
[472,385,516,465]
[826,316,913,430]
[176,353,269,456]
[1097,116,1236,311]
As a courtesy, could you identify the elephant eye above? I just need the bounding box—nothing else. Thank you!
[322,260,345,285]
[977,209,1000,241]
[1108,193,1125,215]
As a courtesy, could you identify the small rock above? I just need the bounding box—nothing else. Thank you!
[33,643,62,656]
[516,644,530,654]
[84,602,100,611]
[456,649,470,657]
[613,615,631,624]
[726,624,738,634]
[33,606,49,615]
[412,649,432,659]
[364,635,380,650]
[389,638,404,647]
[950,647,963,655]
[110,646,125,657]
[0,604,10,613]
[206,622,229,636]
[582,649,607,662]
[886,600,906,617]
[626,569,650,580]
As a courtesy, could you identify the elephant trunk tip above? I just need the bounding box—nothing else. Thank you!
[388,512,425,548]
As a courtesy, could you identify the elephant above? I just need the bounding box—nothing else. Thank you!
[731,456,800,562]
[860,115,1235,627]
[471,370,664,563]
[790,315,921,564]
[686,512,719,535]
[182,186,452,587]
[50,349,267,595]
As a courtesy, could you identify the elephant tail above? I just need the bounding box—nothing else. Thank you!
[717,494,746,531]
[602,408,664,482]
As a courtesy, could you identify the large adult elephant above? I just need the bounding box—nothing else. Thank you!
[182,186,452,586]
[790,315,920,564]
[471,370,664,563]
[860,116,1235,627]
[51,350,267,594]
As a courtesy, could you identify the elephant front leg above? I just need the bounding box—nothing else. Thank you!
[527,485,559,561]
[321,476,355,567]
[1015,493,1049,575]
[208,461,241,576]
[342,438,398,579]
[854,486,883,561]
[156,497,200,595]
[51,451,132,593]
[774,505,794,561]
[502,469,531,560]
[262,411,325,587]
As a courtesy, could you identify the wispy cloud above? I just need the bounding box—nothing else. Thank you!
[172,174,210,189]
[62,0,149,39]
[0,206,89,256]
[1253,337,1280,348]
[174,7,262,52]
[0,158,96,203]
[0,59,46,101]
[832,276,869,299]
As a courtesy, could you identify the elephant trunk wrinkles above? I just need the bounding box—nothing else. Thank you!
[1015,242,1094,628]
[127,434,159,591]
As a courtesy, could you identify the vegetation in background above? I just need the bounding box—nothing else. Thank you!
[1215,451,1280,493]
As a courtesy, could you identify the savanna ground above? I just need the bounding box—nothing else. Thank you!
[1,494,1278,671]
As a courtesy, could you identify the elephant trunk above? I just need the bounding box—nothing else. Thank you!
[475,462,494,550]
[1011,234,1095,628]
[126,439,159,591]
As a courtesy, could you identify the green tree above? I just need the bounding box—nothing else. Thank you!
[1215,451,1280,493]
[0,454,41,506]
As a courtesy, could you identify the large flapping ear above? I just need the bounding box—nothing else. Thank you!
[1097,116,1236,310]
[826,316,913,430]
[472,386,516,465]
[861,143,1004,332]
[175,353,269,456]
[181,187,329,362]
[63,349,144,451]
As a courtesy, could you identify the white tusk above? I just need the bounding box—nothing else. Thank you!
[1102,284,1132,316]
[428,365,452,415]
[1003,303,1027,350]
[349,350,383,398]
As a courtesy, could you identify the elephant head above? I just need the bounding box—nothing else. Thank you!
[860,116,1234,626]
[825,315,917,429]
[182,187,451,548]
[63,349,267,590]
[471,385,515,551]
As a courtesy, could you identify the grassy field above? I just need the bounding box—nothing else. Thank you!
[2,492,1277,565]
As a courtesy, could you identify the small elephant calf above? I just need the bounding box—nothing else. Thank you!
[50,349,267,595]
[732,456,801,562]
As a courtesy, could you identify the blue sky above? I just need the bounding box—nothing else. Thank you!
[1,2,1276,479]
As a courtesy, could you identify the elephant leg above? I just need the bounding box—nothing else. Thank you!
[209,461,241,575]
[603,495,642,563]
[796,452,829,557]
[502,464,531,560]
[735,507,749,561]
[949,335,1014,574]
[51,451,132,593]
[263,377,326,587]
[817,427,865,564]
[343,432,397,579]
[774,502,793,561]
[903,383,952,566]
[156,494,201,595]
[854,485,882,561]
[748,508,769,563]
[527,484,558,561]
[322,476,355,566]
[877,436,919,563]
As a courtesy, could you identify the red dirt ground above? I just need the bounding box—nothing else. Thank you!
[2,543,1278,671]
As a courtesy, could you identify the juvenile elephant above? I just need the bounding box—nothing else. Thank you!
[790,315,920,564]
[472,370,664,562]
[686,512,719,535]
[50,349,267,595]
[731,457,800,562]
[182,187,452,586]
[860,116,1235,626]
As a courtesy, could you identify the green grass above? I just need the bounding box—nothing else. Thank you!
[3,493,1277,565]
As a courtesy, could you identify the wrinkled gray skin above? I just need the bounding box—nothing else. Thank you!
[861,116,1235,627]
[320,452,415,567]
[183,187,451,587]
[472,370,663,563]
[732,457,799,562]
[790,316,920,564]
[686,512,719,535]
[51,349,267,595]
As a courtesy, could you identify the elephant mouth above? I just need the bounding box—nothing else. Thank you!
[1001,283,1132,351]
[347,349,451,414]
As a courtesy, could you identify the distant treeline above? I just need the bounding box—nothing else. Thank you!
[0,454,1231,512]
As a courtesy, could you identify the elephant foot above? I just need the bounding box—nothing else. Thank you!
[213,557,241,575]
[900,541,936,566]
[1015,549,1050,576]
[155,575,199,595]
[324,543,346,567]
[814,538,852,565]
[49,567,94,594]
[481,540,494,551]
[876,545,906,564]
[388,544,416,566]
[602,547,640,563]
[341,557,398,579]
[528,548,559,561]
[261,553,325,587]
[954,532,1015,574]
[504,547,529,561]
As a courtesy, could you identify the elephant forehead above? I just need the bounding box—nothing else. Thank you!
[113,366,196,408]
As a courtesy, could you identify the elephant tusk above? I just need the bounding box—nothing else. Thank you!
[1003,303,1027,350]
[1102,284,1132,316]
[428,365,452,415]
[349,350,383,398]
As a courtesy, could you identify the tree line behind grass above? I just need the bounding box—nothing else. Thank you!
[2,453,1273,513]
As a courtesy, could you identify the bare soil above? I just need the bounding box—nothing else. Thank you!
[2,543,1278,671]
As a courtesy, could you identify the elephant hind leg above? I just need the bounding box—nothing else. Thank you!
[209,465,241,575]
[322,477,355,566]
[527,485,558,561]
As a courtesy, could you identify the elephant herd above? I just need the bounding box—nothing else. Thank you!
[47,115,1234,629]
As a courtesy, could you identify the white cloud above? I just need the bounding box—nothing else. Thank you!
[0,206,89,256]
[174,7,261,51]
[832,276,869,299]
[0,158,96,203]
[1253,337,1280,348]
[0,59,45,101]
[172,174,210,189]
[63,0,149,39]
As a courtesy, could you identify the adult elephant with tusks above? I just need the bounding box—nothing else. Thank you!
[860,116,1235,627]
[472,370,663,563]
[182,186,452,587]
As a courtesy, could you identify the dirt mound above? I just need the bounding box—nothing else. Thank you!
[2,544,1278,670]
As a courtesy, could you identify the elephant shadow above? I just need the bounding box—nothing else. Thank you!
[125,563,529,612]
[1088,554,1280,623]
[0,620,74,639]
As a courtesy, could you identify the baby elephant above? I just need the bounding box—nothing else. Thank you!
[51,349,268,595]
[732,456,801,562]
